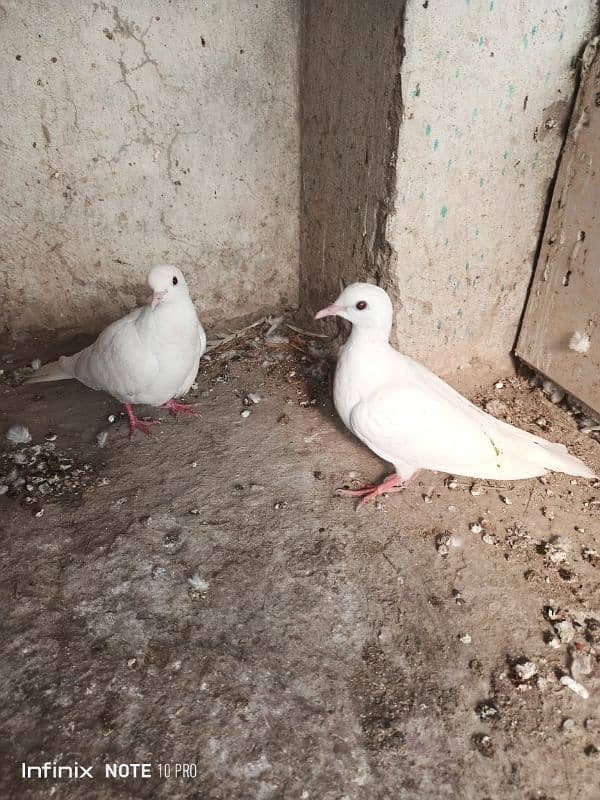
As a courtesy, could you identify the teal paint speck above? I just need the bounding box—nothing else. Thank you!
[531,25,538,37]
[507,83,515,97]
[502,149,509,159]
[419,191,425,200]
[436,320,443,331]
[480,253,484,261]
[531,151,539,170]
[436,50,443,61]
[401,194,406,204]
[473,276,480,288]
[447,158,452,172]
[508,113,513,123]
[475,227,480,237]
[441,206,448,219]
[444,237,449,246]
[479,35,484,47]
[425,123,431,136]
[489,0,494,9]
[453,126,461,138]
[472,108,479,121]
[479,177,484,187]
[433,138,439,151]
[523,34,528,49]
[559,31,564,41]
[455,67,461,78]
[457,308,464,318]
[465,261,470,270]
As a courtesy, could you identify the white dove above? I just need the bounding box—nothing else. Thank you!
[27,265,206,438]
[315,283,596,509]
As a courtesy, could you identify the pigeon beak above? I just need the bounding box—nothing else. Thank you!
[151,290,167,310]
[314,303,343,320]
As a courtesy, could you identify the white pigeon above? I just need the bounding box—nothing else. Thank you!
[315,283,596,509]
[27,265,206,438]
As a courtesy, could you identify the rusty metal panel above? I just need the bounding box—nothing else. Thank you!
[517,37,600,415]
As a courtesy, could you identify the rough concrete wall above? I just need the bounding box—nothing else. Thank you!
[299,0,406,318]
[0,0,299,336]
[386,0,597,374]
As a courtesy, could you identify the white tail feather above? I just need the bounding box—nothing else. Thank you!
[25,359,73,384]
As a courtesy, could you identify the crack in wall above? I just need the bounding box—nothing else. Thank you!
[111,6,163,79]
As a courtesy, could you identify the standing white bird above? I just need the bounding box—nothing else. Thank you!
[315,283,596,509]
[27,265,206,438]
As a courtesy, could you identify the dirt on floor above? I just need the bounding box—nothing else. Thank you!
[1,319,599,800]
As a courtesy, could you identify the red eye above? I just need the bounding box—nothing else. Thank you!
[356,300,367,310]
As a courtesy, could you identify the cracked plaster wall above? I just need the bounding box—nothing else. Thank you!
[0,0,299,336]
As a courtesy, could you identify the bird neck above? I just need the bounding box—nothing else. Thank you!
[348,323,391,346]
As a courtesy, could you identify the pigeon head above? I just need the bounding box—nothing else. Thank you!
[315,283,393,336]
[148,265,189,310]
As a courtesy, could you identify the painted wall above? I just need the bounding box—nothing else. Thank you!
[386,0,597,374]
[301,0,597,375]
[0,0,299,336]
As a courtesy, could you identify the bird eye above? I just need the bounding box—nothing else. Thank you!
[356,300,367,310]
[172,276,178,286]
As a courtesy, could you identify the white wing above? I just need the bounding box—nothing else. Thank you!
[350,382,594,480]
[64,307,160,402]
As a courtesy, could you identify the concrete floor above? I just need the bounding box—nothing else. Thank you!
[1,325,599,800]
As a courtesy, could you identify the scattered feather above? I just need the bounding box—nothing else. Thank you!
[6,424,32,445]
[30,358,42,371]
[560,675,589,700]
[96,430,109,448]
[188,574,209,592]
[569,330,590,354]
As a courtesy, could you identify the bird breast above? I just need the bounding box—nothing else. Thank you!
[334,339,388,430]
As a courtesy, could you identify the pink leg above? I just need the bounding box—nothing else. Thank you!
[335,472,412,511]
[161,398,200,418]
[124,403,159,439]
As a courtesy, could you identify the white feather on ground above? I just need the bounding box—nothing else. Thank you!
[6,424,32,445]
[569,331,590,354]
[316,283,596,483]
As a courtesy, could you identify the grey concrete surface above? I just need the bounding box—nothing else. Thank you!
[1,329,599,799]
[0,0,299,336]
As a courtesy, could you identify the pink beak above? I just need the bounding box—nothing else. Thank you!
[151,290,167,310]
[314,303,342,320]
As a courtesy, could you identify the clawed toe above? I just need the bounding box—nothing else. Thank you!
[334,485,377,498]
[128,418,159,439]
[163,399,200,418]
[334,473,409,510]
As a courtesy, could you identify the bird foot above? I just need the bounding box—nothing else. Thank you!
[335,473,408,511]
[124,404,160,439]
[334,483,377,498]
[162,398,200,418]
